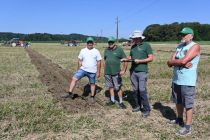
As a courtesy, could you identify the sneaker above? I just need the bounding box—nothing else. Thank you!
[169,118,184,127]
[142,111,150,118]
[61,92,74,98]
[132,106,140,112]
[119,102,126,109]
[106,100,115,106]
[176,126,192,136]
[88,96,96,104]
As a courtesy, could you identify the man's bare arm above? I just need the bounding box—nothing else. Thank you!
[167,44,200,67]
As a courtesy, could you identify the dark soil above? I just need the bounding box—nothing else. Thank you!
[26,48,106,113]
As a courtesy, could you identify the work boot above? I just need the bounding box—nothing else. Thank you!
[142,111,150,118]
[106,100,115,106]
[119,102,126,109]
[61,92,74,99]
[132,106,140,112]
[176,126,192,136]
[88,96,96,104]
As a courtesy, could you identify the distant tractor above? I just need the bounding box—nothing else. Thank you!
[61,40,80,47]
[4,38,23,47]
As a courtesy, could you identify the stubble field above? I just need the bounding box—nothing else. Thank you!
[0,42,210,140]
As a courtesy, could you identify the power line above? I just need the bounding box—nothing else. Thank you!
[120,0,159,23]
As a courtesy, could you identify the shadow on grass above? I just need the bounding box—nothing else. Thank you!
[104,90,134,106]
[123,90,136,108]
[152,102,176,120]
[82,84,103,97]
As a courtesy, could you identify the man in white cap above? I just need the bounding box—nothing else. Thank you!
[122,30,153,117]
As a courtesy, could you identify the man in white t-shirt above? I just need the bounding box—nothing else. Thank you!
[61,37,102,103]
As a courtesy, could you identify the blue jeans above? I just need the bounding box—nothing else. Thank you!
[130,71,150,111]
[74,69,96,84]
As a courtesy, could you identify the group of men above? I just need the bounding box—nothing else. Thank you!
[61,27,200,136]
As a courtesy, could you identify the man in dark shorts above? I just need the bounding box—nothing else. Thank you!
[167,27,201,136]
[104,36,128,109]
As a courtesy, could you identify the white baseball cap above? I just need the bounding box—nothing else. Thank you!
[130,30,145,39]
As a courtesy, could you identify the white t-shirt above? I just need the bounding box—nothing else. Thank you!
[78,47,102,73]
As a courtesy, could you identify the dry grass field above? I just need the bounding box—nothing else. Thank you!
[0,42,210,139]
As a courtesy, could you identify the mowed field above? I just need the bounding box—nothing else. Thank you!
[0,43,210,139]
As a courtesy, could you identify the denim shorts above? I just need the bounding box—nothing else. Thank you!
[171,83,195,108]
[104,73,122,91]
[74,69,96,84]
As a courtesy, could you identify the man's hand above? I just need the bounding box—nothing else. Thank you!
[96,72,100,79]
[119,70,126,76]
[185,62,193,68]
[167,60,173,67]
[134,59,141,64]
[121,58,128,62]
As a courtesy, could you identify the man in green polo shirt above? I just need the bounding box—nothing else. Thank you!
[122,30,153,117]
[104,36,128,109]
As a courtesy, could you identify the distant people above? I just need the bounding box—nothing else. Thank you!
[122,30,153,117]
[61,37,102,103]
[167,27,200,136]
[104,36,128,109]
[23,41,29,48]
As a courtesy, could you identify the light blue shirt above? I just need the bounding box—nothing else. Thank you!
[172,41,200,86]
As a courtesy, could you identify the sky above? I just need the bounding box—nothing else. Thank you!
[0,0,210,38]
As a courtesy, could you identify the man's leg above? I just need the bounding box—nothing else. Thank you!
[117,89,123,103]
[176,104,184,118]
[105,75,115,105]
[112,74,123,104]
[176,86,195,136]
[109,87,115,102]
[69,77,78,93]
[130,71,140,112]
[61,77,78,98]
[61,69,84,98]
[138,72,150,115]
[117,89,126,109]
[169,83,184,126]
[105,87,116,106]
[186,108,193,125]
[87,72,97,103]
[90,83,96,97]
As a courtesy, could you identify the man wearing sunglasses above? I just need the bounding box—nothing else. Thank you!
[104,36,128,109]
[167,27,201,136]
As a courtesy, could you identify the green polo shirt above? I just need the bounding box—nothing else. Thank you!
[130,42,153,72]
[104,46,126,75]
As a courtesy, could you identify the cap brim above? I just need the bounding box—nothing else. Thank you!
[131,36,145,39]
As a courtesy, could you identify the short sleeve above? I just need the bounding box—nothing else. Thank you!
[146,43,153,55]
[96,50,102,61]
[78,50,83,60]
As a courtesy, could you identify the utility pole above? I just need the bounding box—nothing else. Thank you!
[116,16,119,43]
[100,29,103,43]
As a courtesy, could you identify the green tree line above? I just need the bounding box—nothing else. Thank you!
[143,22,210,41]
[1,22,210,42]
[0,33,108,42]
